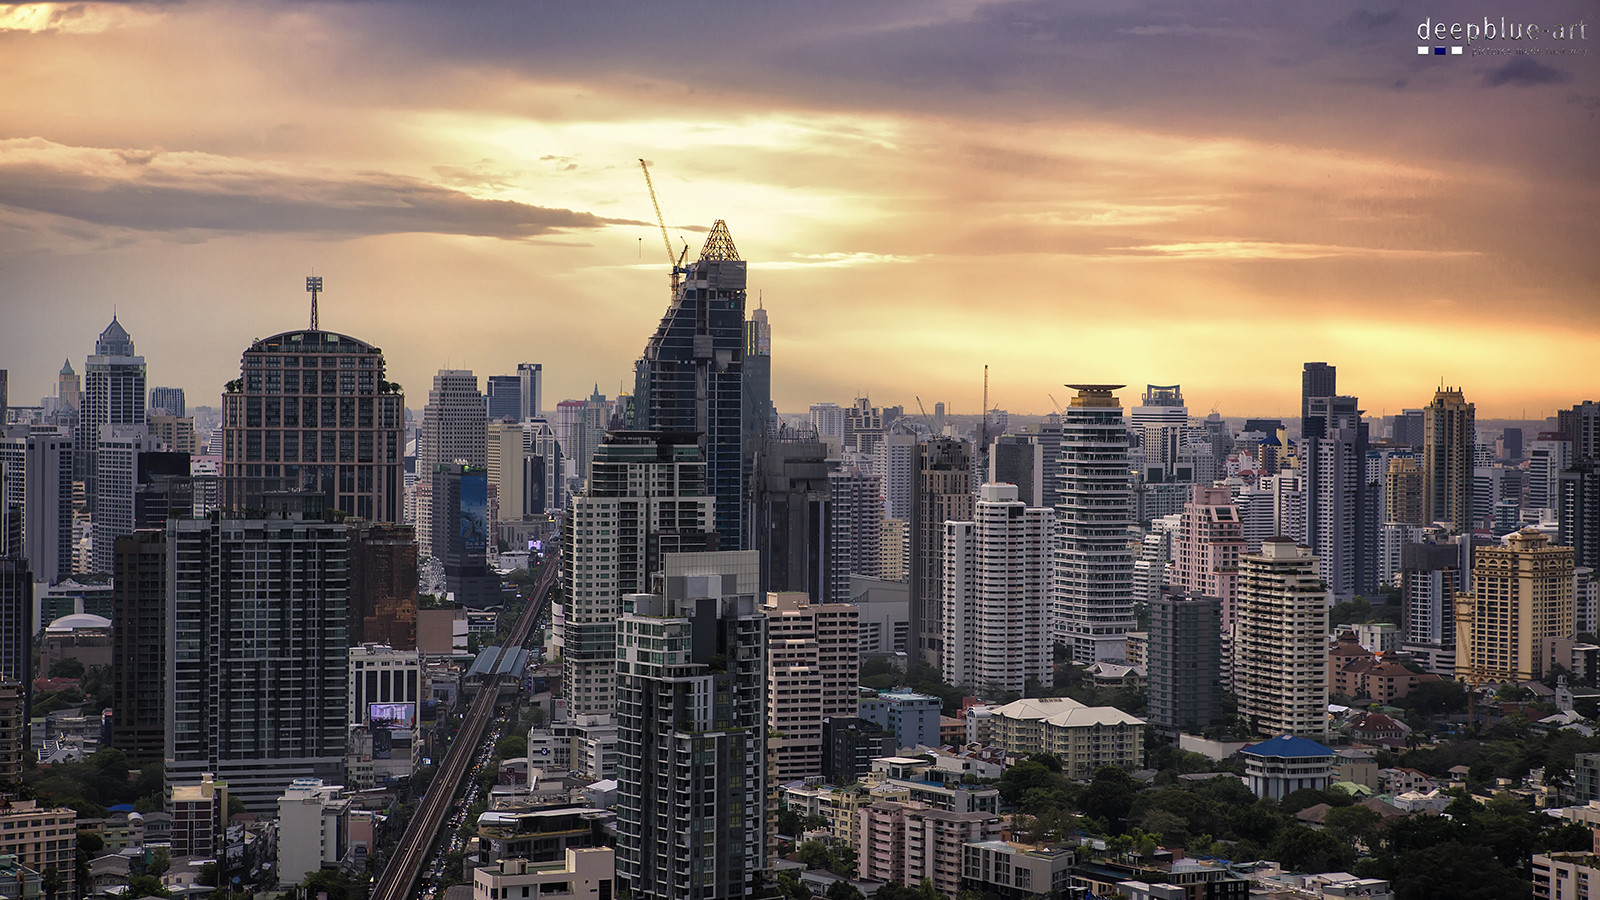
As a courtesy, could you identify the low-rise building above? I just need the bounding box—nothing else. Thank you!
[1533,852,1600,900]
[276,779,351,886]
[168,773,228,859]
[821,717,896,785]
[475,808,607,866]
[1333,749,1377,790]
[1241,735,1335,800]
[984,697,1146,778]
[0,799,76,897]
[960,841,1074,900]
[857,801,1002,899]
[471,848,613,900]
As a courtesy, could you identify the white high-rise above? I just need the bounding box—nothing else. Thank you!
[91,425,164,574]
[876,431,916,521]
[828,463,882,603]
[82,316,146,511]
[1054,384,1136,663]
[765,592,859,781]
[416,370,485,558]
[943,483,1051,693]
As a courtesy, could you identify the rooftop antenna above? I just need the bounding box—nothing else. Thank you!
[307,276,324,330]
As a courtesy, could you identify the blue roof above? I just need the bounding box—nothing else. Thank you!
[109,804,134,813]
[1242,735,1334,759]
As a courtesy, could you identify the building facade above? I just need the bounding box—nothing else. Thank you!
[416,369,486,557]
[765,592,860,782]
[909,438,973,667]
[1454,529,1576,683]
[111,529,167,759]
[941,483,1051,694]
[1234,539,1329,739]
[1147,589,1222,737]
[82,316,146,513]
[1054,385,1136,662]
[1422,388,1475,532]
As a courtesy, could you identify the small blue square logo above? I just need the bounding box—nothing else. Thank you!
[1434,46,1447,55]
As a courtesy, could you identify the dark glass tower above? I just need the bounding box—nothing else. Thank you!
[634,221,747,548]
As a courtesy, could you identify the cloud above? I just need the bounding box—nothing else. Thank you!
[1483,56,1573,88]
[1110,240,1478,260]
[0,138,647,240]
[0,2,159,33]
[758,251,927,269]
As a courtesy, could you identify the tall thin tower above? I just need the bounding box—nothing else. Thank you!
[1422,387,1475,532]
[1054,384,1136,663]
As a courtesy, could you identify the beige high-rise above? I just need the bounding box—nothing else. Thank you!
[1422,388,1475,531]
[765,591,859,782]
[1454,529,1575,683]
[1385,456,1424,525]
[1234,539,1329,739]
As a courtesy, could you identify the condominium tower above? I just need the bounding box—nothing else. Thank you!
[1054,385,1136,663]
[942,483,1051,694]
[909,438,973,667]
[1454,529,1575,682]
[1422,388,1475,531]
[416,369,485,557]
[1234,539,1329,739]
[765,591,859,781]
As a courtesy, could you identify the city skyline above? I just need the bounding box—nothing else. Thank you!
[2,1,1598,417]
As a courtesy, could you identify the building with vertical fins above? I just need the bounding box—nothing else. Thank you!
[941,483,1051,694]
[615,550,765,900]
[1422,387,1475,532]
[1054,385,1136,663]
[82,316,146,511]
[556,432,717,718]
[633,221,748,548]
[219,327,406,524]
[1455,529,1575,683]
[909,438,973,667]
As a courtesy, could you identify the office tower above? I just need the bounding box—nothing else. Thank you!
[1502,427,1524,461]
[1454,529,1575,682]
[1171,485,1245,634]
[557,399,588,472]
[416,369,485,557]
[809,403,845,443]
[348,523,418,650]
[91,425,165,574]
[765,592,859,782]
[488,420,531,529]
[219,328,407,523]
[111,530,167,759]
[557,432,717,717]
[941,483,1051,694]
[1054,385,1135,663]
[1235,539,1329,739]
[82,316,147,511]
[743,305,773,462]
[1558,401,1600,462]
[57,361,79,416]
[633,221,748,548]
[1559,462,1600,570]
[747,440,830,599]
[1301,396,1373,599]
[1422,387,1475,531]
[1147,588,1222,737]
[0,559,31,726]
[1529,435,1573,513]
[168,496,350,811]
[149,386,186,417]
[1473,465,1522,531]
[843,398,883,455]
[876,431,916,520]
[989,433,1049,508]
[0,429,75,583]
[1385,457,1425,525]
[431,464,496,606]
[1130,385,1188,485]
[0,679,21,782]
[148,413,197,455]
[1392,409,1425,448]
[517,363,543,421]
[1399,541,1462,675]
[909,437,973,667]
[1300,363,1336,434]
[525,418,564,514]
[615,551,766,900]
[485,375,522,421]
[828,463,882,603]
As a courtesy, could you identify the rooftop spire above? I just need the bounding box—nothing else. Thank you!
[698,219,740,262]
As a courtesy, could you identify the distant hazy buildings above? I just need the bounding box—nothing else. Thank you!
[1054,384,1136,663]
[82,316,146,511]
[149,386,186,417]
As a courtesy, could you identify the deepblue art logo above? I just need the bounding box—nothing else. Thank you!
[1415,17,1588,57]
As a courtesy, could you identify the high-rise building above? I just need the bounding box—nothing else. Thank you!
[1385,456,1425,525]
[349,523,418,650]
[1529,434,1573,513]
[633,221,748,548]
[1054,385,1136,663]
[111,529,167,759]
[82,316,147,511]
[431,464,496,606]
[219,328,406,524]
[0,428,74,583]
[1147,588,1223,737]
[1558,462,1600,571]
[1235,539,1328,739]
[878,519,908,584]
[743,305,773,466]
[765,592,859,782]
[1301,395,1374,600]
[91,425,165,574]
[828,463,882,603]
[148,413,198,455]
[809,404,845,444]
[988,433,1051,508]
[580,386,610,481]
[168,495,350,811]
[1392,409,1425,448]
[909,437,973,667]
[485,375,522,422]
[1171,485,1245,635]
[149,386,186,417]
[941,483,1051,694]
[416,369,485,557]
[0,679,22,782]
[515,363,543,422]
[843,397,883,455]
[615,551,766,900]
[488,420,535,530]
[1301,363,1336,435]
[0,558,31,724]
[876,431,916,521]
[556,432,717,718]
[1454,529,1575,682]
[1422,388,1475,531]
[57,360,80,416]
[1399,541,1462,676]
[0,369,6,422]
[747,440,830,600]
[1502,427,1524,461]
[1558,401,1600,462]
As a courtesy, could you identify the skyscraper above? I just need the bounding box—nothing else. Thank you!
[1399,541,1462,676]
[1558,401,1600,462]
[633,221,748,547]
[1300,395,1374,599]
[149,386,186,417]
[0,429,75,584]
[218,328,406,523]
[431,464,496,606]
[556,432,717,718]
[517,363,543,422]
[765,591,859,782]
[1422,387,1475,531]
[828,462,882,603]
[416,369,485,557]
[1300,363,1336,435]
[167,496,350,811]
[111,529,167,759]
[1454,529,1574,682]
[1234,539,1328,739]
[57,361,79,417]
[909,437,973,667]
[747,439,830,599]
[485,375,522,422]
[615,551,766,900]
[1054,385,1135,663]
[0,558,31,722]
[1385,457,1425,525]
[1392,409,1424,448]
[82,316,146,510]
[1171,485,1245,634]
[1558,462,1600,571]
[91,425,165,574]
[742,304,772,465]
[1147,588,1223,737]
[941,483,1051,694]
[348,522,419,650]
[1529,434,1573,513]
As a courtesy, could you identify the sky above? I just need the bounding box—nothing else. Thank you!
[0,0,1596,421]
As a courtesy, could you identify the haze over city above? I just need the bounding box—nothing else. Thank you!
[2,0,1597,417]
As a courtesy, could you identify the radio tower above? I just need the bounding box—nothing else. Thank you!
[307,276,323,330]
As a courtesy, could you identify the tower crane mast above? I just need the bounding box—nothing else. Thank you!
[639,159,685,298]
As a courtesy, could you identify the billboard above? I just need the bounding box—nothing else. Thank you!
[369,702,415,728]
[460,469,488,558]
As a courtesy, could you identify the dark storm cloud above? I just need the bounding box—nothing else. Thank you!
[1484,56,1573,88]
[0,141,646,238]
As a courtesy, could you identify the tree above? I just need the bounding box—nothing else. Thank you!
[1079,766,1138,833]
[128,875,171,898]
[496,735,528,758]
[301,868,358,900]
[1389,841,1531,900]
[1539,821,1594,853]
[197,863,219,888]
[1323,805,1381,848]
[48,658,85,679]
[1270,825,1354,873]
[41,864,64,900]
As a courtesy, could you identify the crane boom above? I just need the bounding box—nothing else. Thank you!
[639,159,681,297]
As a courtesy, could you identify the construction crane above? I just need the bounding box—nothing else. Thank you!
[1047,393,1066,414]
[639,159,687,298]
